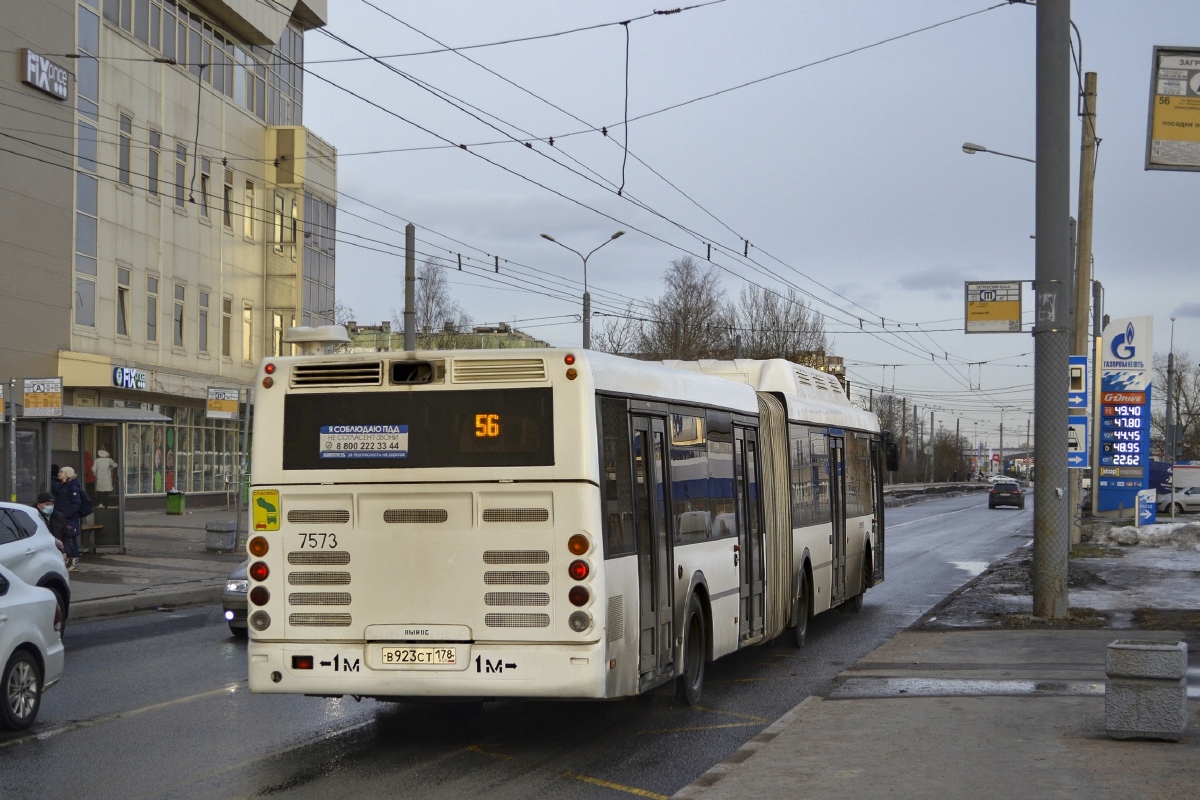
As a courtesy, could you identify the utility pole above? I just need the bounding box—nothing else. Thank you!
[900,397,907,474]
[999,418,1004,476]
[956,417,961,482]
[404,223,416,351]
[1032,0,1073,620]
[1069,71,1099,546]
[1090,281,1104,516]
[930,410,935,482]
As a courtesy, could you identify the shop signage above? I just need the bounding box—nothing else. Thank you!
[0,384,5,423]
[21,49,69,101]
[1097,316,1153,513]
[206,387,240,420]
[113,366,149,390]
[23,377,63,417]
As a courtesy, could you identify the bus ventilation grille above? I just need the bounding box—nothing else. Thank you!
[288,592,352,606]
[287,551,351,566]
[289,613,352,627]
[383,509,448,524]
[483,550,550,565]
[288,572,351,586]
[290,361,382,387]
[287,510,351,524]
[482,508,549,523]
[451,358,546,383]
[606,595,624,642]
[484,571,550,585]
[485,613,550,628]
[485,592,550,607]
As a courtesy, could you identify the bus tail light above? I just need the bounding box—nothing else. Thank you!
[567,534,589,555]
[568,560,589,581]
[248,536,269,557]
[568,611,591,632]
[568,586,590,607]
[249,611,271,631]
[262,376,274,388]
[264,363,276,374]
[249,561,269,581]
[249,586,270,606]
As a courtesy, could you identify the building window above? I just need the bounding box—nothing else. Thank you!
[199,157,210,218]
[174,143,186,208]
[147,275,159,343]
[272,312,284,357]
[242,304,253,362]
[173,284,185,347]
[303,192,337,327]
[134,0,150,44]
[223,169,233,228]
[273,192,285,254]
[222,297,232,357]
[118,114,132,185]
[243,181,254,239]
[199,291,209,353]
[148,130,160,196]
[117,267,130,337]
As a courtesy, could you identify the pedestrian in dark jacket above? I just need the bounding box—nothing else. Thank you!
[55,466,83,571]
[35,491,69,564]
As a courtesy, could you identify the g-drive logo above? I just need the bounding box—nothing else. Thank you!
[1104,321,1144,369]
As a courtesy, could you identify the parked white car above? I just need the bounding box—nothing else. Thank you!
[0,502,72,634]
[1157,486,1200,514]
[0,563,65,730]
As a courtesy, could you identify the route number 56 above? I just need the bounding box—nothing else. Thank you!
[475,413,500,438]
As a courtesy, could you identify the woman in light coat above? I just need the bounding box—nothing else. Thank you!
[93,449,119,508]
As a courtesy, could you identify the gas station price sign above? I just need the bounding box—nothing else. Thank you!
[1099,392,1149,469]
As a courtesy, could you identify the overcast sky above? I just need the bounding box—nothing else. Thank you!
[304,0,1200,447]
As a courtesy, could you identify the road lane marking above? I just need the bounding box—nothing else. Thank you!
[889,503,986,528]
[637,721,760,735]
[691,705,767,723]
[467,743,669,799]
[0,681,245,750]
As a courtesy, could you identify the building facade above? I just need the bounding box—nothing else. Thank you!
[1,0,336,506]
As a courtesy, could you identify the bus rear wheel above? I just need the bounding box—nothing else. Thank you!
[792,572,810,648]
[675,594,707,706]
[850,549,870,613]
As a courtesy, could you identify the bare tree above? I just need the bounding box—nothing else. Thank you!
[334,300,355,326]
[593,302,644,356]
[733,286,828,367]
[639,256,733,360]
[1152,349,1200,461]
[391,257,472,348]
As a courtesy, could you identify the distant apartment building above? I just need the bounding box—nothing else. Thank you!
[0,0,337,506]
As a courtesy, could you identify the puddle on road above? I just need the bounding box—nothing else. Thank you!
[828,677,1200,700]
[950,561,989,577]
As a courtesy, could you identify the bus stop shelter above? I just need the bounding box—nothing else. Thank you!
[9,405,172,554]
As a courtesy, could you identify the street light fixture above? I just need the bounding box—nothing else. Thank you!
[961,141,1036,164]
[540,231,626,349]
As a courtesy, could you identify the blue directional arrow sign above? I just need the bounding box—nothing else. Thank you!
[1068,355,1089,410]
[1067,414,1089,469]
[1137,489,1157,525]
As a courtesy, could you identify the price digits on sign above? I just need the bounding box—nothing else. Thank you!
[474,413,500,438]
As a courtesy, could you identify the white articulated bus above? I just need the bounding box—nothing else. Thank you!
[244,347,892,704]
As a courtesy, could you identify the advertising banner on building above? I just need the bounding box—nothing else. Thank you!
[1097,316,1153,513]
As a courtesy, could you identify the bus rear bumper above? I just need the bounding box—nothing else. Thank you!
[247,640,608,699]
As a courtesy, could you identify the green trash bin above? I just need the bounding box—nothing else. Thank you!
[166,490,186,515]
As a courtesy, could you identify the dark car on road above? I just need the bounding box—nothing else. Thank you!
[223,561,248,637]
[989,480,1025,510]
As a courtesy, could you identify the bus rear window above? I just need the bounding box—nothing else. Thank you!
[282,388,554,470]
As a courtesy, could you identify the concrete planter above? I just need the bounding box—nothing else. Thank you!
[204,520,237,552]
[1105,640,1188,741]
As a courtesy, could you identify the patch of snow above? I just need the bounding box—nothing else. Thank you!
[950,561,989,576]
[1089,520,1200,549]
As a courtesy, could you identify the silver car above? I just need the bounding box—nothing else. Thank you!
[0,503,72,635]
[0,563,65,730]
[1157,486,1200,515]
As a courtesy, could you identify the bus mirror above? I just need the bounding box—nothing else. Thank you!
[885,442,899,472]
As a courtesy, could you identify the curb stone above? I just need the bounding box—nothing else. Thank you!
[670,696,818,799]
[70,584,224,621]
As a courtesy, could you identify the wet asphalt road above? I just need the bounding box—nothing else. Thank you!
[1,491,1032,800]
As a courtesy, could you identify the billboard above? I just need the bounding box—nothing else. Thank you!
[1096,316,1153,513]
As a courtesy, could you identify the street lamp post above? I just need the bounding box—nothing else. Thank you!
[1168,316,1177,518]
[540,231,625,349]
[962,142,1037,164]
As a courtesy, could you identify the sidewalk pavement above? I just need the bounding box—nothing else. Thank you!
[69,506,244,621]
[674,530,1200,800]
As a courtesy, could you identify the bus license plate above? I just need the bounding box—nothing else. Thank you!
[380,646,457,667]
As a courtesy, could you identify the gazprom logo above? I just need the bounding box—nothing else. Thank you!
[1110,322,1136,360]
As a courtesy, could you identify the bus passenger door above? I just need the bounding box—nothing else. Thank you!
[633,416,675,687]
[828,435,848,606]
[869,439,885,585]
[734,427,765,641]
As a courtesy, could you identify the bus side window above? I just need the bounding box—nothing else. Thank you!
[600,397,636,557]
